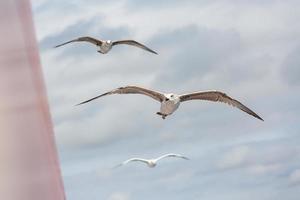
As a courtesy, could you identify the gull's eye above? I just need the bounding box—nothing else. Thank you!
[171,95,174,97]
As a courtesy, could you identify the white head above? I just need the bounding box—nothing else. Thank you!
[165,93,178,101]
[106,40,112,45]
[147,160,157,168]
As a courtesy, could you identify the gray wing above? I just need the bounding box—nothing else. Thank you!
[112,40,158,54]
[76,86,164,105]
[54,36,103,48]
[179,91,263,121]
[156,153,189,162]
[114,158,149,168]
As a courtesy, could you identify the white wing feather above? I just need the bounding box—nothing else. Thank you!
[155,153,189,162]
[114,158,149,168]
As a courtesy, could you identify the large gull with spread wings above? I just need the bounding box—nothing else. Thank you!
[76,85,263,121]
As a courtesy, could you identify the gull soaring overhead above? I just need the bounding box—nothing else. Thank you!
[76,85,263,121]
[54,36,158,54]
[115,153,189,168]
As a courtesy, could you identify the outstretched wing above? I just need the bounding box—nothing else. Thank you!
[112,40,158,54]
[179,91,263,121]
[76,85,165,105]
[114,158,149,168]
[54,36,103,48]
[156,153,189,162]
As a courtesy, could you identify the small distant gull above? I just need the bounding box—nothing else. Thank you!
[76,86,264,121]
[54,36,157,54]
[115,153,189,168]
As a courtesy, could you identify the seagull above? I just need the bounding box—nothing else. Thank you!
[115,153,189,168]
[76,86,264,121]
[54,36,158,54]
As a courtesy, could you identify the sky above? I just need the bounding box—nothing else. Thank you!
[32,0,300,200]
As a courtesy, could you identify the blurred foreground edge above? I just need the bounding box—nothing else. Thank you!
[0,1,66,200]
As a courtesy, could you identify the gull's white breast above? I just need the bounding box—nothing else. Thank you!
[100,43,112,53]
[161,99,180,115]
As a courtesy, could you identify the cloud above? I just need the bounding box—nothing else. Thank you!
[217,145,250,169]
[248,163,283,175]
[55,99,158,148]
[108,192,130,200]
[289,169,300,185]
[125,0,281,11]
[150,25,243,88]
[281,45,300,86]
[216,138,299,176]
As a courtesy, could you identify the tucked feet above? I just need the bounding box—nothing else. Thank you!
[156,112,166,119]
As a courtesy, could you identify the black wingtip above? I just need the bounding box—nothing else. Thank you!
[252,113,264,121]
[74,99,91,106]
[53,39,76,48]
[145,47,158,55]
[54,44,64,48]
[251,111,264,121]
[258,116,264,121]
[54,43,65,48]
[74,92,109,107]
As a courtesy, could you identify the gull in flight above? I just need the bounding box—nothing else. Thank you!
[54,36,158,54]
[115,153,189,168]
[76,86,264,121]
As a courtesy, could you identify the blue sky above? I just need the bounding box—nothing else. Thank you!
[32,1,300,199]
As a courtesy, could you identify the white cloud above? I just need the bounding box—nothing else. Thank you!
[248,163,283,175]
[217,146,250,169]
[108,192,130,200]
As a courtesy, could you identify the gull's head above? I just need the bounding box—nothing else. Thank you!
[148,160,156,168]
[106,40,112,44]
[165,93,178,101]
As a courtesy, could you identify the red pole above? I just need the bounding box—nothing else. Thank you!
[0,1,66,199]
